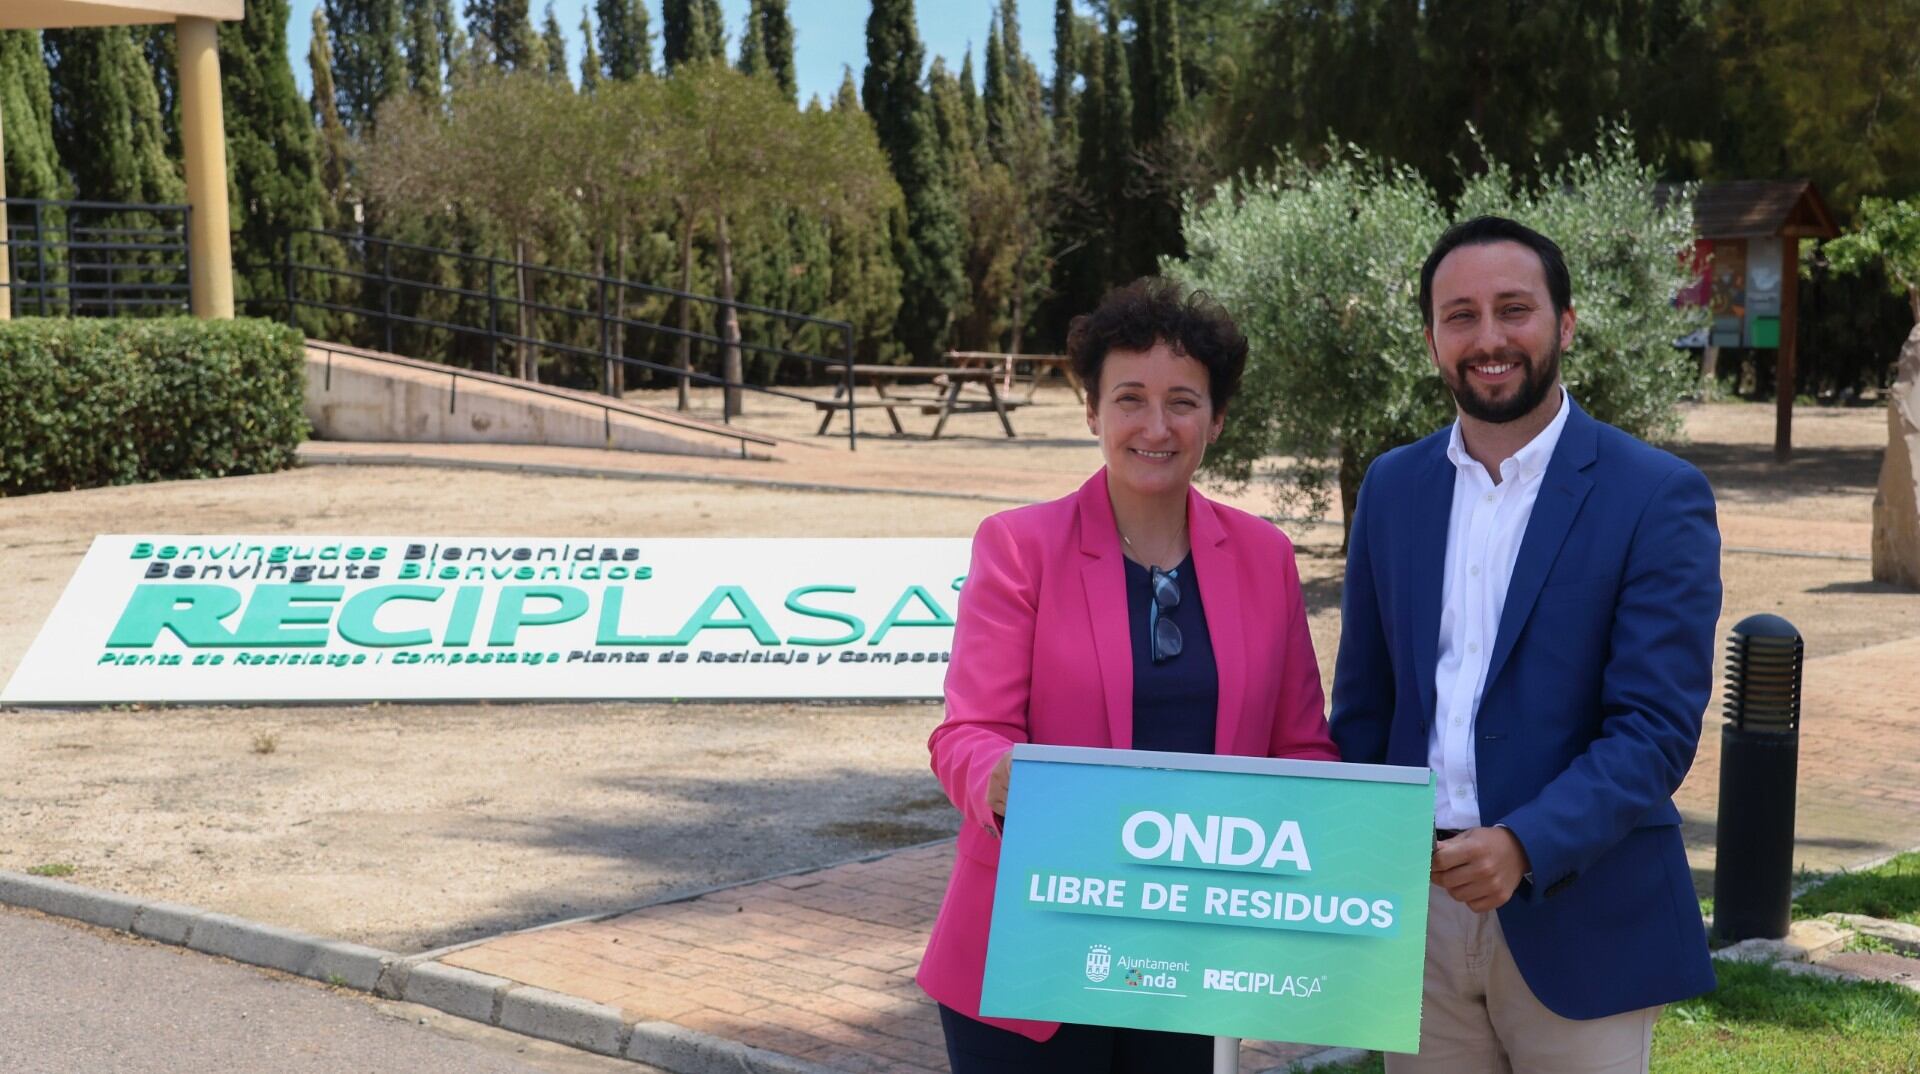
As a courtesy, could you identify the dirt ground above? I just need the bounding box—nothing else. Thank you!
[2,396,1914,952]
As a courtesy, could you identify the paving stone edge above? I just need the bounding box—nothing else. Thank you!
[0,869,834,1072]
[0,869,1410,1073]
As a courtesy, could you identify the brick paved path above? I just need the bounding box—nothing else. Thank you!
[1679,634,1920,879]
[439,633,1919,1073]
[442,842,1330,1073]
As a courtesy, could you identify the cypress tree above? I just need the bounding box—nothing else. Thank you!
[834,65,860,112]
[984,20,1011,155]
[1051,0,1075,143]
[219,0,331,322]
[323,0,404,131]
[465,0,538,70]
[541,2,569,80]
[864,0,965,362]
[698,0,726,60]
[402,0,443,98]
[579,10,601,91]
[431,0,469,86]
[45,28,183,206]
[737,7,767,81]
[1,29,69,313]
[928,58,975,177]
[141,27,181,158]
[310,9,353,223]
[0,31,70,202]
[1056,15,1109,317]
[1098,5,1133,212]
[595,0,651,81]
[738,0,794,102]
[663,0,723,70]
[958,50,986,155]
[1130,0,1183,144]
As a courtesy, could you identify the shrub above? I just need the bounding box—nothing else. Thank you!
[1172,127,1705,539]
[0,317,307,496]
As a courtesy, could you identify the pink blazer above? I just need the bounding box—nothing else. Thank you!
[916,470,1340,1041]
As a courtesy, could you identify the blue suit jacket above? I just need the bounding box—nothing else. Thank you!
[1330,400,1719,1020]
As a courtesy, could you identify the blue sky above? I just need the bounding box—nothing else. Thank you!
[286,1,1062,107]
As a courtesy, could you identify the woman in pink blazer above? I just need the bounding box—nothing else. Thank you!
[918,280,1340,1072]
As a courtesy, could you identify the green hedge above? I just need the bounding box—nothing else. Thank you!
[0,317,308,496]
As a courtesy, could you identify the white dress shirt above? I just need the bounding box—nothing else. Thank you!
[1429,387,1572,828]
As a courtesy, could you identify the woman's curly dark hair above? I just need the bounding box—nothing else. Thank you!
[1065,278,1248,413]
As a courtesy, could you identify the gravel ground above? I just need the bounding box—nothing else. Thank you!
[1,398,1911,952]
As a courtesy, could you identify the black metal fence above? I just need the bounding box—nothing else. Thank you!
[264,227,859,447]
[0,206,863,448]
[0,198,192,316]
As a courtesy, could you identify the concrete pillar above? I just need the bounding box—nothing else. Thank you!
[176,16,233,319]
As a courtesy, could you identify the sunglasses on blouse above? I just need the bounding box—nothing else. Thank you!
[1148,566,1183,664]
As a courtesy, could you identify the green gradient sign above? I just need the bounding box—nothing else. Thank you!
[979,745,1432,1053]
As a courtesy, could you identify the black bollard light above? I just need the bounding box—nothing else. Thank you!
[1711,614,1804,943]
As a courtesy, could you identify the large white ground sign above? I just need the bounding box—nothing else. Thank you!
[2,536,970,704]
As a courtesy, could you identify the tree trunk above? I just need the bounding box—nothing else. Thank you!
[676,213,693,411]
[1700,342,1719,396]
[513,235,536,382]
[1338,440,1367,554]
[717,211,744,420]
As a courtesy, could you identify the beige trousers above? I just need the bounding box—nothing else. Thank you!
[1386,885,1659,1074]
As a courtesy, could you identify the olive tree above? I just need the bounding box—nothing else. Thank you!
[657,64,901,414]
[362,70,575,381]
[1173,128,1703,542]
[1826,196,1920,325]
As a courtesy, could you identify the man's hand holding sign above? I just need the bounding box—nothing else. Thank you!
[1431,827,1531,914]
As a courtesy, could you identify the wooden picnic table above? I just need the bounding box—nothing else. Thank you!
[812,364,1022,440]
[944,351,1084,403]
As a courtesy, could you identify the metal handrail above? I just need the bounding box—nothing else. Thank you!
[269,227,862,449]
[0,197,191,213]
[305,227,847,329]
[305,338,779,459]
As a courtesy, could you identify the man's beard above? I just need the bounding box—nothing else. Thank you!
[1443,338,1561,424]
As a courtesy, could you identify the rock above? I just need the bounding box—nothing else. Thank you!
[1824,913,1920,957]
[1788,918,1853,963]
[1873,322,1920,589]
[1772,960,1856,982]
[1714,937,1797,965]
[1711,920,1855,966]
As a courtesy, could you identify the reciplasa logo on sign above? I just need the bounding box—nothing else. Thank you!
[1085,944,1111,983]
[1201,968,1326,998]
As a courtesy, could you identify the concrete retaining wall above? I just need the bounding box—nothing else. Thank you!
[304,344,772,461]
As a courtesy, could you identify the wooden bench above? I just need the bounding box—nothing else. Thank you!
[812,365,1023,439]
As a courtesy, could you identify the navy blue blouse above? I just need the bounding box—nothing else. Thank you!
[1122,552,1218,756]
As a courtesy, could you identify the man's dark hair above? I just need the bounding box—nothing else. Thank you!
[1066,278,1248,412]
[1418,216,1572,327]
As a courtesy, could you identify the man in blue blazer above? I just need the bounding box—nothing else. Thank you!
[1331,216,1719,1072]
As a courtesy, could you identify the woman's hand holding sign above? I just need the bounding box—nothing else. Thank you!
[986,750,1013,825]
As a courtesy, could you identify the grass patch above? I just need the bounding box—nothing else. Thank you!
[250,732,279,755]
[1301,961,1920,1072]
[25,863,75,877]
[1793,851,1920,925]
[1658,960,1920,1071]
